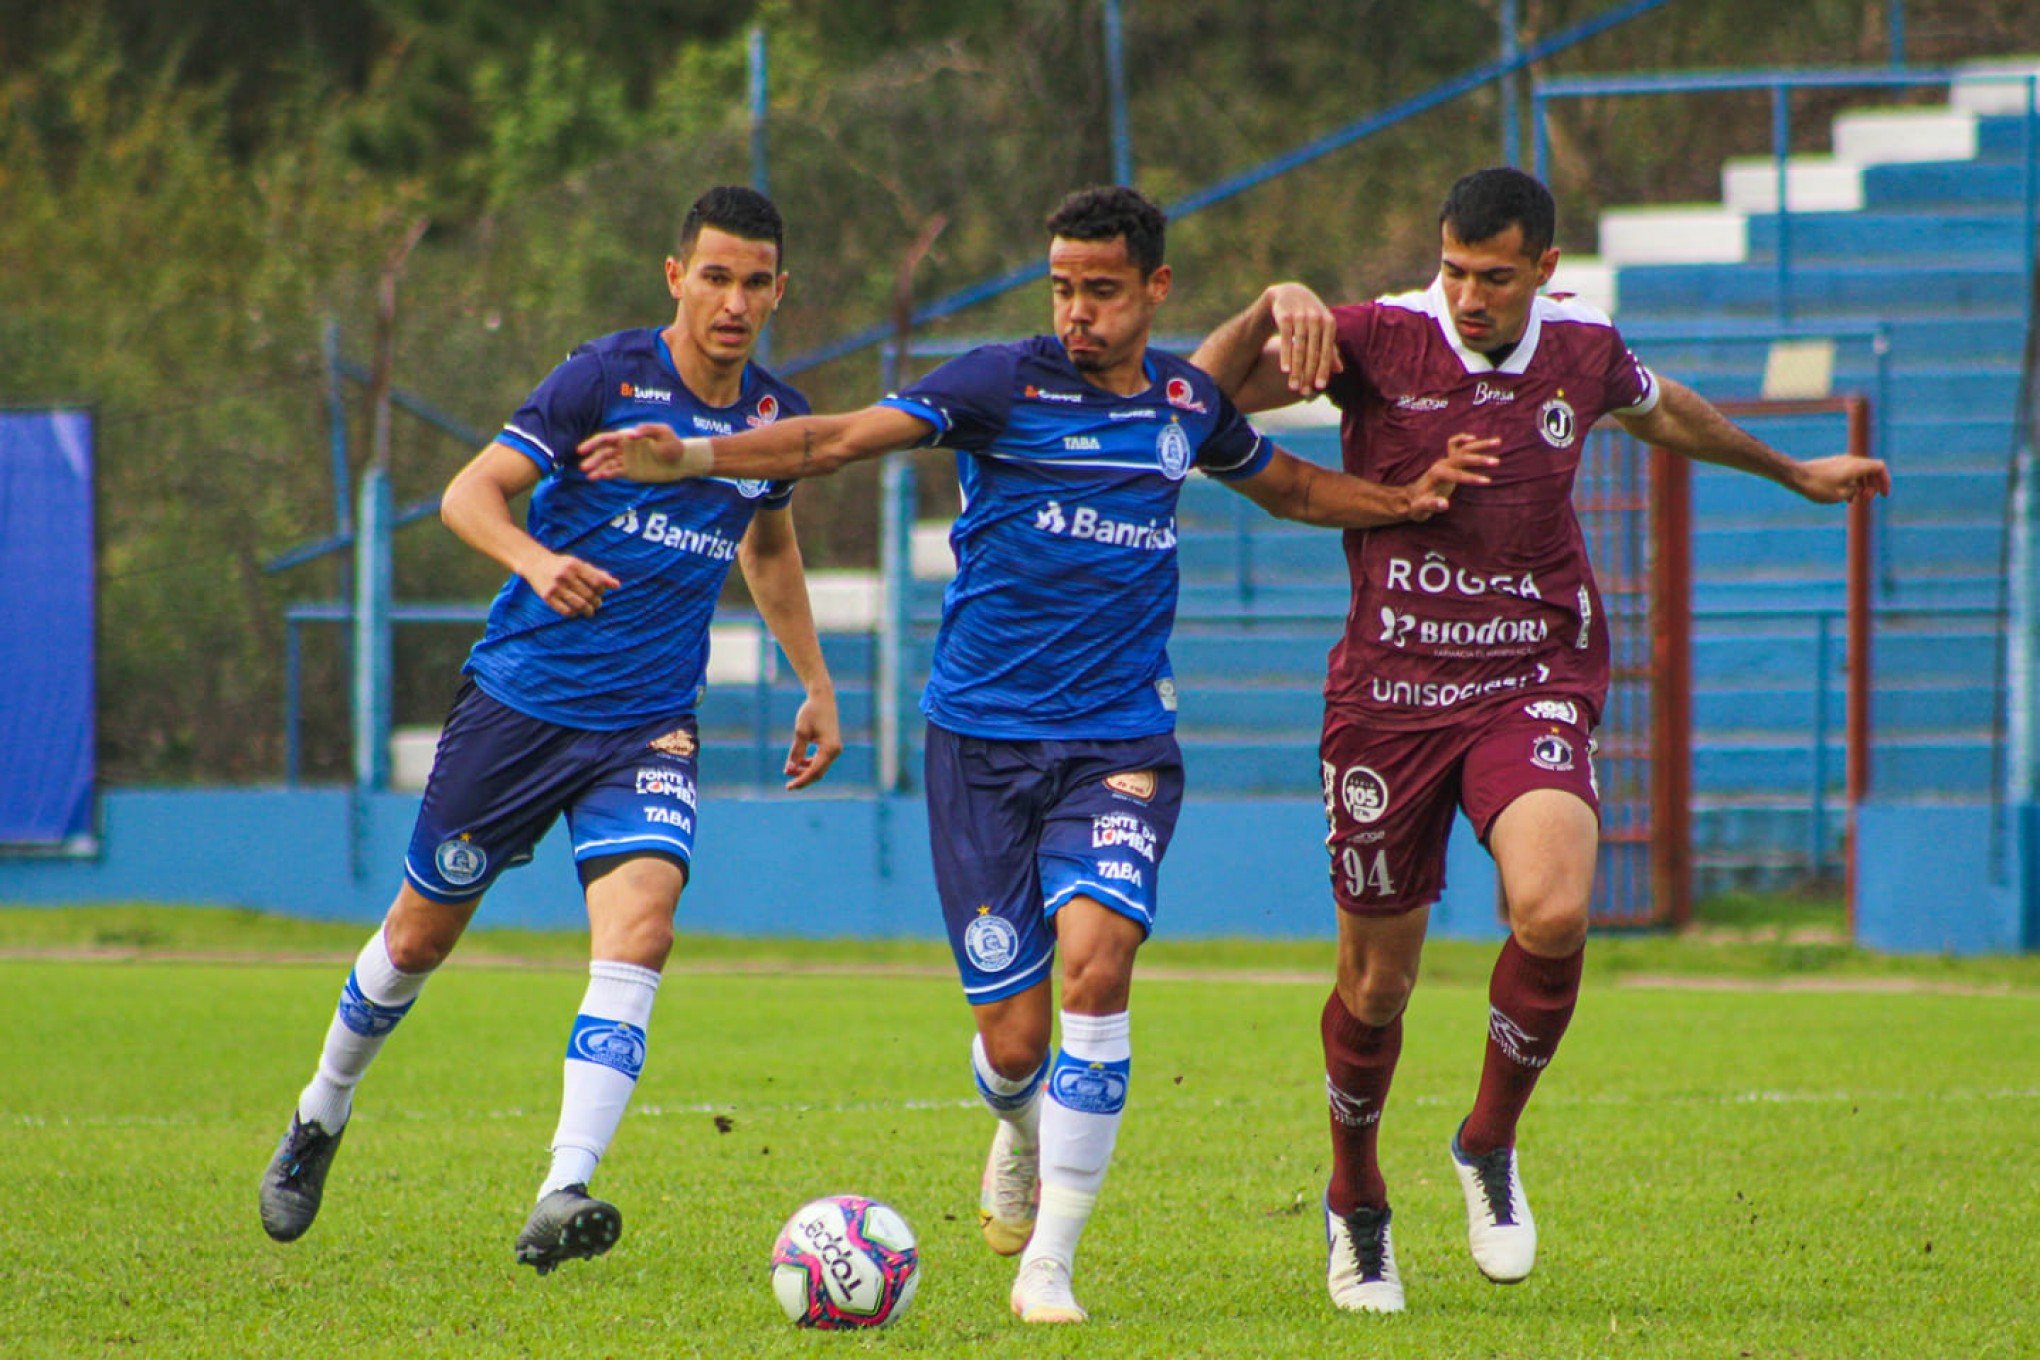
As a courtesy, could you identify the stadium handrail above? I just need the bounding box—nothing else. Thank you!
[1530,66,2040,324]
[775,0,1680,379]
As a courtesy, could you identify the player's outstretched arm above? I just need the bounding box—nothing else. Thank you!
[576,405,934,484]
[737,506,843,790]
[442,442,620,618]
[1616,375,1892,504]
[1190,282,1343,413]
[1230,435,1499,528]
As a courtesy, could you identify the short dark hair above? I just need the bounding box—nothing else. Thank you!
[678,185,785,265]
[1045,185,1167,276]
[1439,167,1555,258]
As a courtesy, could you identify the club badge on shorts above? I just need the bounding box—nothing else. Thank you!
[434,835,488,887]
[1531,729,1575,771]
[964,906,1020,974]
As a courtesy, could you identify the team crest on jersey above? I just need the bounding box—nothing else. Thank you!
[1154,676,1178,711]
[734,479,773,499]
[1163,375,1207,414]
[1340,766,1390,825]
[648,726,697,759]
[1538,395,1578,448]
[1156,420,1192,480]
[1531,730,1575,771]
[746,393,780,428]
[964,907,1020,974]
[434,835,487,887]
[1104,769,1157,802]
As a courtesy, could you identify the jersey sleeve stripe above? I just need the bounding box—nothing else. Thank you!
[501,423,561,468]
[879,394,951,444]
[1199,433,1272,484]
[1609,366,1662,416]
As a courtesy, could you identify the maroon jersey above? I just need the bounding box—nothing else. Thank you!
[1321,281,1658,729]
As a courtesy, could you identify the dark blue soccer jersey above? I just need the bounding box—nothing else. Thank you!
[882,336,1270,740]
[469,327,806,730]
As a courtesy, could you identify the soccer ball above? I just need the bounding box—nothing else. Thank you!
[770,1194,920,1329]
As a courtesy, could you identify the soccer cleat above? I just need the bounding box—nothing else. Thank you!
[515,1185,622,1276]
[260,1113,347,1243]
[1324,1200,1404,1313]
[978,1119,1040,1256]
[1010,1256,1088,1324]
[1450,1124,1537,1283]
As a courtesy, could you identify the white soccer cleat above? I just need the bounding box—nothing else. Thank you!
[978,1119,1040,1256]
[1010,1256,1088,1324]
[1325,1200,1405,1313]
[1450,1127,1537,1283]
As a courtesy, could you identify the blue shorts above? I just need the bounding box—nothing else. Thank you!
[403,680,701,904]
[924,721,1185,1005]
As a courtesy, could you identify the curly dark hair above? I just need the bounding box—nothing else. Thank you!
[1045,185,1166,276]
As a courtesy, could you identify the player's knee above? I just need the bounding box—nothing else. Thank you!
[1509,896,1589,957]
[981,1026,1051,1079]
[1339,971,1415,1027]
[381,913,458,973]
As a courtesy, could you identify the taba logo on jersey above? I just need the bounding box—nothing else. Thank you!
[1539,391,1578,448]
[619,382,674,404]
[745,393,780,428]
[1163,376,1207,414]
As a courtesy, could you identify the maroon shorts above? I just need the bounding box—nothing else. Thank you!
[1319,695,1600,915]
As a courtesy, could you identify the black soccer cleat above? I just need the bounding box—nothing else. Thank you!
[515,1185,623,1276]
[260,1113,347,1243]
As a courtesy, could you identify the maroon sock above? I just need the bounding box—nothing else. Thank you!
[1459,937,1584,1157]
[1322,990,1402,1215]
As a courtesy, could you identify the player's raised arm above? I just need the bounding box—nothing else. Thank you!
[441,441,620,617]
[736,505,843,790]
[1229,434,1499,528]
[1615,374,1891,504]
[1190,282,1343,413]
[577,404,934,484]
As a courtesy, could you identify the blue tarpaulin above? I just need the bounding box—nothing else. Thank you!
[0,410,95,846]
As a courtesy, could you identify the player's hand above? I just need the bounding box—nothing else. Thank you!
[1403,434,1501,521]
[519,550,620,618]
[576,423,702,483]
[784,688,843,790]
[1793,454,1891,505]
[1265,282,1344,395]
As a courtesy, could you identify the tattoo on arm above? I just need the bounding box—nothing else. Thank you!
[800,426,815,473]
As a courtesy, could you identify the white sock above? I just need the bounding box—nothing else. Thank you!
[1020,1010,1131,1275]
[539,960,661,1199]
[972,1032,1044,1148]
[296,927,430,1131]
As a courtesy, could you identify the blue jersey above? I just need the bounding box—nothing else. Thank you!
[883,336,1270,740]
[467,327,806,730]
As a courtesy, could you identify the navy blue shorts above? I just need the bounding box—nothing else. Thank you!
[402,680,701,904]
[924,721,1185,1005]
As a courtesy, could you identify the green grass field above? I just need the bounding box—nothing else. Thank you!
[1,908,2035,1358]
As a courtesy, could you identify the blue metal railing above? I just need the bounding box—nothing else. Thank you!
[282,603,815,788]
[780,0,1679,381]
[1531,67,2040,323]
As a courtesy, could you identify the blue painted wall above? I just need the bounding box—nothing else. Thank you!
[1854,799,2037,955]
[0,788,1506,944]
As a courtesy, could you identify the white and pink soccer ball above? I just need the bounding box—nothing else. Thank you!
[770,1194,919,1329]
